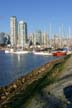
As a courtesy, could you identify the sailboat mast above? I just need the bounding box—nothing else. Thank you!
[61,24,64,48]
[49,24,52,47]
[68,26,71,47]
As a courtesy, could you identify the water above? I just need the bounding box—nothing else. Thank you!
[0,51,59,87]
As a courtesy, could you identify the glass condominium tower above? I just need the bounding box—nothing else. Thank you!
[10,16,17,47]
[18,21,27,48]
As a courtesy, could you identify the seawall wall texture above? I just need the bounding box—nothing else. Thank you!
[0,57,65,103]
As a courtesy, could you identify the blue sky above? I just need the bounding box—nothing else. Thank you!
[0,0,72,36]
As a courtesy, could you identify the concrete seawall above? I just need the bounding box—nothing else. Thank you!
[0,57,66,104]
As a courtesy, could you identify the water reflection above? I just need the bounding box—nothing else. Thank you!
[0,52,58,87]
[18,54,21,62]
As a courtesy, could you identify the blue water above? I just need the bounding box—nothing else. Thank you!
[0,51,59,87]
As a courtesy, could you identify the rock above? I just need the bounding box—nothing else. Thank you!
[22,78,25,83]
[5,92,9,96]
[1,95,6,100]
[13,84,17,89]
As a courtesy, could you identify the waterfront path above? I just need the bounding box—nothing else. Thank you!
[44,55,72,96]
[24,55,72,108]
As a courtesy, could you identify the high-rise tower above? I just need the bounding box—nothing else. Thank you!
[10,16,17,47]
[18,21,27,48]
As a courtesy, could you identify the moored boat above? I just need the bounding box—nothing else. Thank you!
[33,51,52,55]
[5,50,9,53]
[5,49,31,54]
[13,51,30,54]
[66,51,72,55]
[52,51,66,56]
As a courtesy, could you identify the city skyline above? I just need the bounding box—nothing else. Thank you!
[10,16,28,48]
[0,0,72,37]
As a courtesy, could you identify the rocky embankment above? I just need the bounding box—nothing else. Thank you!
[0,55,71,108]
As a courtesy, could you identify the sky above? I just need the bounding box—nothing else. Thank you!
[0,0,72,37]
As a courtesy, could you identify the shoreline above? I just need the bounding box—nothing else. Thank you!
[0,55,71,108]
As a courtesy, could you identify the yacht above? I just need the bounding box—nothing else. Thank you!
[33,50,52,56]
[5,49,30,54]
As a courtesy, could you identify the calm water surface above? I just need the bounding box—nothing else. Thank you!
[0,51,60,87]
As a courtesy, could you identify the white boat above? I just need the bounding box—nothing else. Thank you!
[13,51,30,54]
[5,49,30,54]
[33,51,52,55]
[66,51,72,55]
[5,49,14,53]
[5,50,10,53]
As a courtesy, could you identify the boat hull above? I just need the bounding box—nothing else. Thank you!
[52,51,66,56]
[5,50,30,54]
[33,51,52,55]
